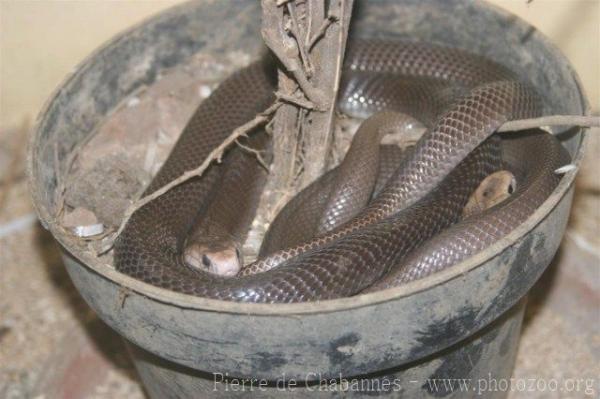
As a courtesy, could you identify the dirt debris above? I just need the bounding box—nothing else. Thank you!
[60,51,252,235]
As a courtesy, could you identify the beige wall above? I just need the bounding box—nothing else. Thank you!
[1,0,598,129]
[0,0,184,129]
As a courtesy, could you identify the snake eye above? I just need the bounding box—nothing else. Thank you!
[236,248,242,261]
[202,254,211,267]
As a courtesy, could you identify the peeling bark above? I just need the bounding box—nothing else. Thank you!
[256,0,354,234]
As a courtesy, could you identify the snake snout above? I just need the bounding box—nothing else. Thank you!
[184,244,242,277]
[463,170,517,217]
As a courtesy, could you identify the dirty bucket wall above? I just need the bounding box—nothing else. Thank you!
[129,300,526,398]
[27,1,587,398]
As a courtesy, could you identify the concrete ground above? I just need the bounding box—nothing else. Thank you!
[0,124,598,397]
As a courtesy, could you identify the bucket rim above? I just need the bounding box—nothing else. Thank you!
[27,0,589,317]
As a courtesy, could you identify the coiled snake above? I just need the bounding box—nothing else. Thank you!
[114,40,570,303]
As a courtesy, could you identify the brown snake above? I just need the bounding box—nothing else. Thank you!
[114,40,570,303]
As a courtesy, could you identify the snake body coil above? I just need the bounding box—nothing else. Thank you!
[114,40,569,303]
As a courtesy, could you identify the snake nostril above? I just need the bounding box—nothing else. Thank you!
[202,254,211,267]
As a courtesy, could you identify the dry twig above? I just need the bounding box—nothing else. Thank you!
[235,139,270,170]
[499,115,600,132]
[103,101,281,249]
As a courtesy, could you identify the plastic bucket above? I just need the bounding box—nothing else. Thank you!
[28,0,588,397]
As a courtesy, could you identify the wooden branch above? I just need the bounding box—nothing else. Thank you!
[286,2,313,76]
[260,0,355,190]
[235,139,270,170]
[104,102,281,249]
[242,0,354,255]
[499,115,600,132]
[275,91,315,109]
[307,13,338,50]
[299,0,354,188]
[261,0,327,107]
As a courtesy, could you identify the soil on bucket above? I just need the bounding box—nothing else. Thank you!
[58,50,252,261]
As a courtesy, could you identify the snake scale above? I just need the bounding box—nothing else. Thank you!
[114,40,570,303]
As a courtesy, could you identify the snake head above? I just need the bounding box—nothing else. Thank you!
[183,241,243,277]
[463,170,517,218]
